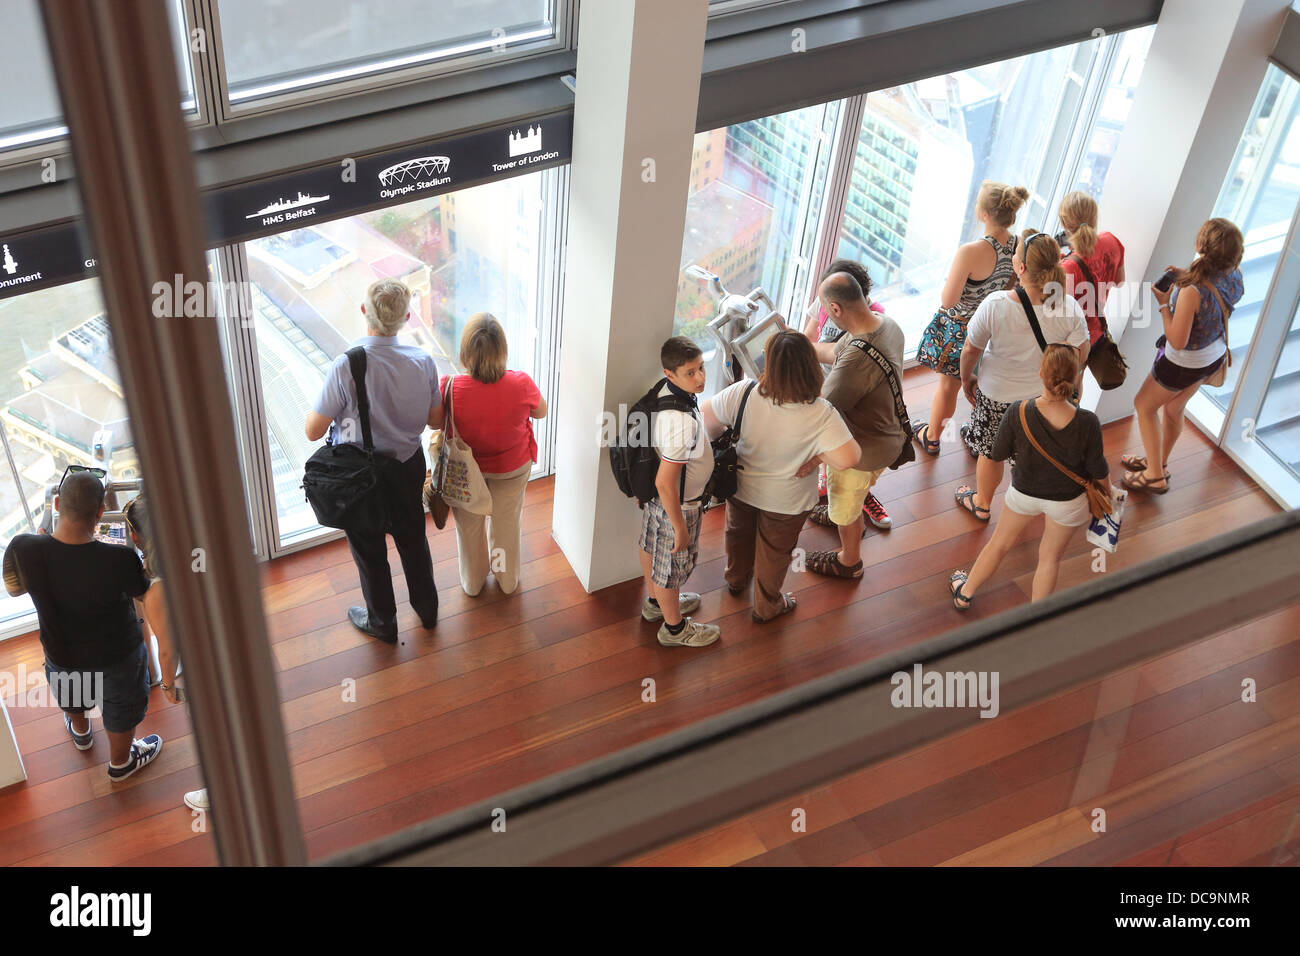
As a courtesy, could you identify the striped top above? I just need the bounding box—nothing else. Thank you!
[956,235,1018,317]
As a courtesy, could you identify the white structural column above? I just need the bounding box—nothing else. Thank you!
[552,0,709,591]
[1092,0,1291,420]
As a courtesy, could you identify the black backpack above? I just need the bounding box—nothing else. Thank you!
[701,380,756,507]
[608,379,698,506]
[301,347,402,534]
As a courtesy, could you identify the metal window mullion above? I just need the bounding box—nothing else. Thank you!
[216,242,277,560]
[539,163,570,478]
[804,92,864,311]
[1045,33,1119,233]
[187,0,223,132]
[1221,193,1300,448]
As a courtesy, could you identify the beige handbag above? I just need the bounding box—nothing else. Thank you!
[1203,282,1232,389]
[431,375,492,516]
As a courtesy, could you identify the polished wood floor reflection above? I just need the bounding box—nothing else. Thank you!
[0,369,1284,865]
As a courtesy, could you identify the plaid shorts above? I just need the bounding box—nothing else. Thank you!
[639,498,703,589]
[964,387,1013,460]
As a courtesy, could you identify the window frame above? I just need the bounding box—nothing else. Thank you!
[204,0,573,122]
[0,0,214,169]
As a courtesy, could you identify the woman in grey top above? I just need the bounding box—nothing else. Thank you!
[950,345,1109,610]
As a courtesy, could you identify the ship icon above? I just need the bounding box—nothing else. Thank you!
[245,191,331,219]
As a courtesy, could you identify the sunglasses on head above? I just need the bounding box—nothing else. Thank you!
[58,464,107,494]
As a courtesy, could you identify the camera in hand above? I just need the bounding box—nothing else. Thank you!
[1153,268,1177,293]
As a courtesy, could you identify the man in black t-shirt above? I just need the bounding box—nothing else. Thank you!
[3,471,163,782]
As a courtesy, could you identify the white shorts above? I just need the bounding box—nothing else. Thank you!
[1004,485,1091,527]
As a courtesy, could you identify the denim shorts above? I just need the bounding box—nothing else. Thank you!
[45,641,149,734]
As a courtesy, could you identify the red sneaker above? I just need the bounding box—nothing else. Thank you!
[864,494,891,530]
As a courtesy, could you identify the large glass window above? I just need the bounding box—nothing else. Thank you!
[1205,65,1300,412]
[674,102,839,344]
[835,28,1152,350]
[216,0,557,107]
[0,0,198,152]
[245,171,551,547]
[1252,301,1300,479]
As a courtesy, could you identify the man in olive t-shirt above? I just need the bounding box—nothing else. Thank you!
[812,272,907,577]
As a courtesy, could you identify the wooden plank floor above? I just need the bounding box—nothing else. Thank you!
[0,368,1285,866]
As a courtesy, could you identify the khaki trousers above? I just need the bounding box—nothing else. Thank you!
[452,461,532,596]
[724,497,811,620]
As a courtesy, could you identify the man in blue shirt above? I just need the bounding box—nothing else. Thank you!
[305,279,443,642]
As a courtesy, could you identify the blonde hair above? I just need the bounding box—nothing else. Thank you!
[1019,229,1068,299]
[977,181,1030,228]
[460,312,508,384]
[1058,190,1099,258]
[1040,344,1079,401]
[365,279,411,336]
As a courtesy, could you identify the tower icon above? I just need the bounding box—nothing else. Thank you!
[2,244,16,276]
[508,125,542,157]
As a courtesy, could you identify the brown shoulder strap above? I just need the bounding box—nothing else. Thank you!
[1018,401,1087,490]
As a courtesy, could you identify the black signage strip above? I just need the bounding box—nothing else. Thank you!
[0,111,573,302]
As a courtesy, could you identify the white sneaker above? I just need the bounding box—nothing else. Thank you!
[183,788,209,812]
[657,617,721,648]
[642,592,701,622]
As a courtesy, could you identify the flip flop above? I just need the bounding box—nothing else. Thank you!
[954,485,990,521]
[1122,470,1169,495]
[950,571,972,611]
[911,421,941,456]
[753,592,797,623]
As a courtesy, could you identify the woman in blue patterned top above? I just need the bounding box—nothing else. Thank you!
[1124,218,1244,494]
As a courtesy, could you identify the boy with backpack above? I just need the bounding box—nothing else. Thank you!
[623,337,720,648]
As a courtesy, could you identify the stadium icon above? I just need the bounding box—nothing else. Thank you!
[378,156,452,186]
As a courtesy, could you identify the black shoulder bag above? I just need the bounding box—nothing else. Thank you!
[844,338,916,470]
[702,380,756,507]
[1069,253,1127,390]
[301,347,402,535]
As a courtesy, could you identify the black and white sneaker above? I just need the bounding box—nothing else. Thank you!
[65,714,93,751]
[107,734,163,782]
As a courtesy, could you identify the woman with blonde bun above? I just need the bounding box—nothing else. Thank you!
[914,181,1029,456]
[949,345,1109,610]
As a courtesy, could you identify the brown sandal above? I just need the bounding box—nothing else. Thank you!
[805,549,864,579]
[809,502,868,537]
[1121,455,1170,480]
[1122,470,1169,495]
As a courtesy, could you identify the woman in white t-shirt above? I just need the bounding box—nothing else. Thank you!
[955,230,1090,521]
[702,331,859,624]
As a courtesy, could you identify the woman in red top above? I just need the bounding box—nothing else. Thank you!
[1058,190,1125,348]
[441,314,546,596]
